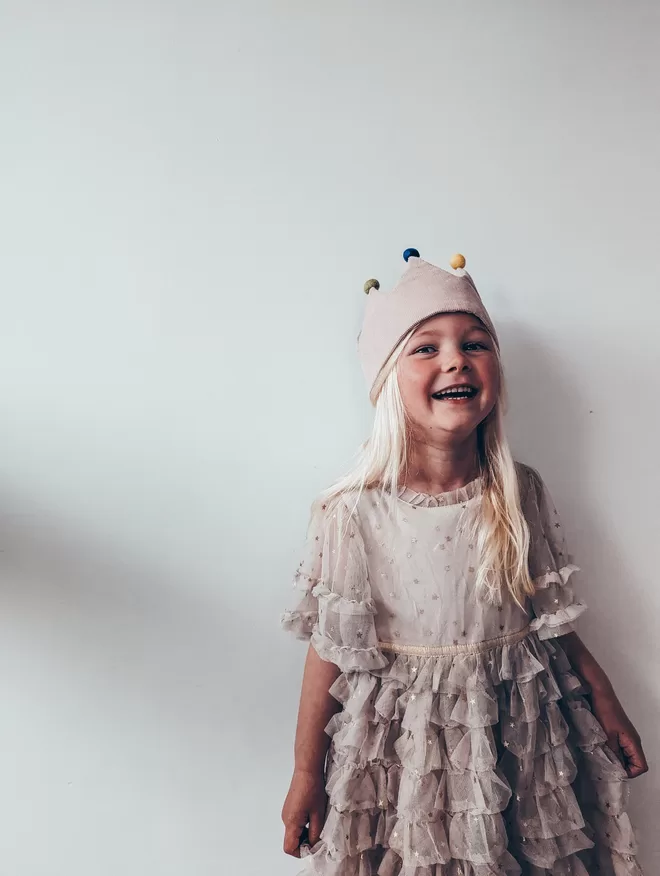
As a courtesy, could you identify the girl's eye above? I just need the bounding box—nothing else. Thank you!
[413,345,437,355]
[464,341,489,352]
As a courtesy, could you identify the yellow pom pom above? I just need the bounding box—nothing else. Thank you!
[450,253,466,270]
[364,278,380,294]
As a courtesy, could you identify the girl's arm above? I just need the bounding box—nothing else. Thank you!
[559,631,648,778]
[281,645,341,857]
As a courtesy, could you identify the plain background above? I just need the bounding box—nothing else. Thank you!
[1,1,658,874]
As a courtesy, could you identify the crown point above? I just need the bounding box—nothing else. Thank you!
[450,253,466,270]
[364,278,380,294]
[403,248,420,262]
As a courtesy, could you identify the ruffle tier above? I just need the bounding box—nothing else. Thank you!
[298,633,641,876]
[282,581,389,673]
[528,566,587,642]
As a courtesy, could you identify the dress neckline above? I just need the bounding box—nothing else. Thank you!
[396,477,482,508]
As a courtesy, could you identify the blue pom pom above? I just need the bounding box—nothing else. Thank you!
[403,248,420,262]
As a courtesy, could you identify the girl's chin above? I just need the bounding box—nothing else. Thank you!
[416,418,484,439]
[430,407,485,423]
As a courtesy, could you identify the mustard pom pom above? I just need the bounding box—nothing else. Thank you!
[450,253,466,270]
[364,278,380,294]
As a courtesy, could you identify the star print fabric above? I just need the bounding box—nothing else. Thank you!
[282,498,389,673]
[281,465,642,875]
[522,469,587,641]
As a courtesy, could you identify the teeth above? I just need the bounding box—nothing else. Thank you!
[435,387,476,398]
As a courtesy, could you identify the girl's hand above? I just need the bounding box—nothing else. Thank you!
[590,692,649,778]
[282,769,328,857]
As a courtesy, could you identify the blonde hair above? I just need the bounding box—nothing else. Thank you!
[321,329,534,606]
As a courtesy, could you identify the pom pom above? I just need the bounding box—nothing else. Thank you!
[403,248,420,262]
[364,278,380,294]
[450,253,466,270]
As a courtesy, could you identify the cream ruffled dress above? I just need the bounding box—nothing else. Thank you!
[282,464,642,876]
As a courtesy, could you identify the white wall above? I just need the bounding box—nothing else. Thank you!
[0,1,658,873]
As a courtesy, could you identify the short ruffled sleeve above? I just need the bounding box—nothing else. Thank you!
[281,497,388,672]
[520,466,587,640]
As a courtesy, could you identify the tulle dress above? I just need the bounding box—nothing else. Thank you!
[281,464,642,876]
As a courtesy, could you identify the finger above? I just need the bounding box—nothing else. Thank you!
[283,821,304,858]
[619,733,649,778]
[627,760,649,779]
[309,808,325,846]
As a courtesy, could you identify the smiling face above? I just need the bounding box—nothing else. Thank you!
[396,312,500,442]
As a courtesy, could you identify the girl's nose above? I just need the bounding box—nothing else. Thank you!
[441,349,471,373]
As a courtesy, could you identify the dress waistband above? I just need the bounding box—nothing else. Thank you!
[378,624,531,657]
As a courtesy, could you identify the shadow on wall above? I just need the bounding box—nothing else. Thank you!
[0,492,272,760]
[500,322,657,841]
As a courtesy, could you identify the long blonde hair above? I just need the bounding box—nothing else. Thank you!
[320,329,534,605]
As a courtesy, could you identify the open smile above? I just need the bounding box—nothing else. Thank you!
[431,384,479,403]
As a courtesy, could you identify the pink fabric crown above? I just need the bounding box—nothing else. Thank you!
[357,254,499,403]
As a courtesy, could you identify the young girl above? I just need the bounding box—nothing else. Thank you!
[281,250,647,876]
